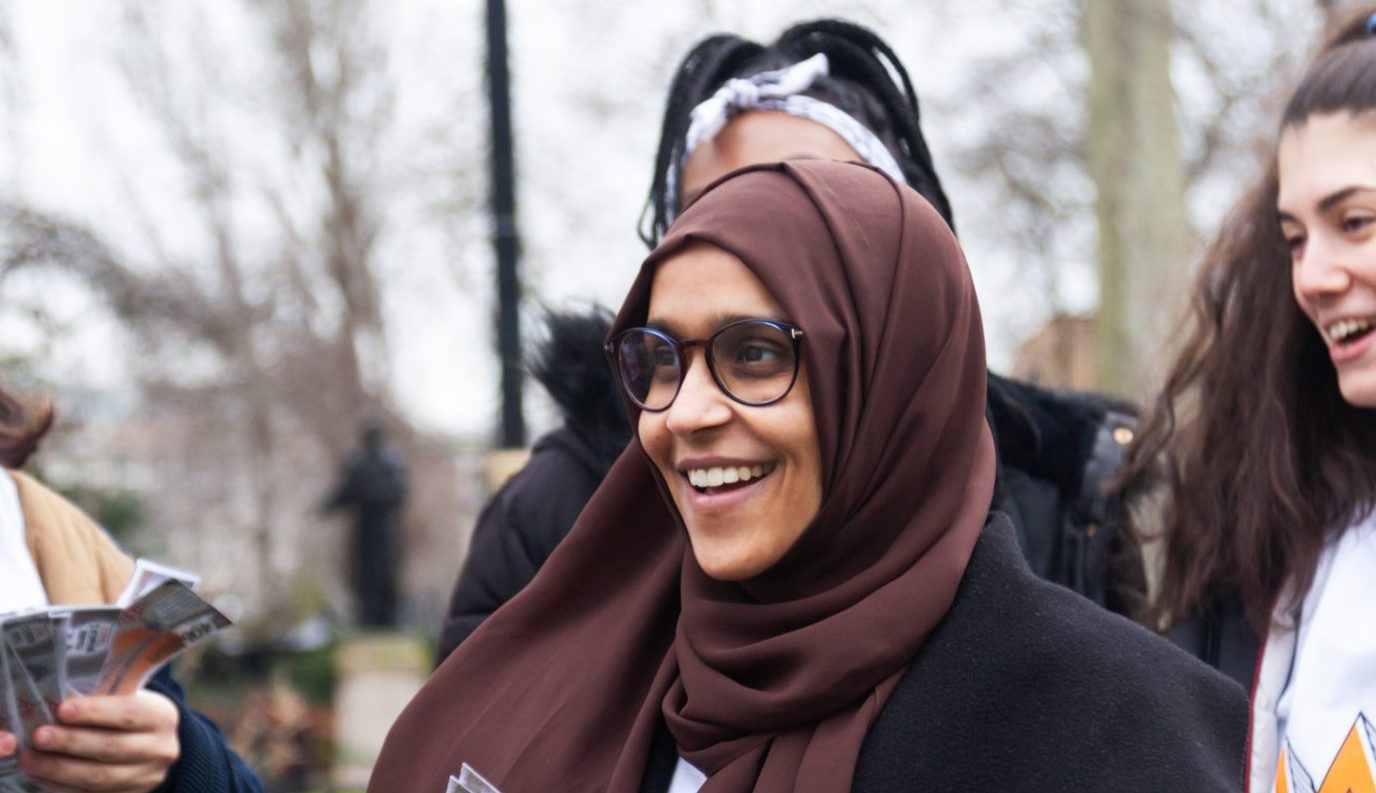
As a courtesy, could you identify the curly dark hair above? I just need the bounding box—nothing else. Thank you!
[1123,6,1376,630]
[639,18,952,247]
[529,306,630,468]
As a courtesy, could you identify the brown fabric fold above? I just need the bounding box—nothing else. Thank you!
[369,160,995,793]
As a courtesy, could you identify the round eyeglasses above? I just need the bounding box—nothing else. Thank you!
[606,319,805,412]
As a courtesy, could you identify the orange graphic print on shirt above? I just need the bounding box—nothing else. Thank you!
[1275,714,1376,793]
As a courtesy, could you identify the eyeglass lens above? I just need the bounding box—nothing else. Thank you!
[616,322,797,410]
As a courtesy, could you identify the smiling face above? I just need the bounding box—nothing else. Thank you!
[680,111,864,205]
[1278,111,1376,407]
[638,243,823,581]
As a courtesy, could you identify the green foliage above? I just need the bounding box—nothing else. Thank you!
[53,482,144,542]
[278,643,338,706]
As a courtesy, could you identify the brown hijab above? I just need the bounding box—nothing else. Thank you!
[369,160,995,793]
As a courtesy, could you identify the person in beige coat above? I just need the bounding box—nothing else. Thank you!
[0,386,262,793]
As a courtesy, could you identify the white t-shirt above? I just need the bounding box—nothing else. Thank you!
[667,757,706,793]
[1271,510,1376,792]
[0,472,49,613]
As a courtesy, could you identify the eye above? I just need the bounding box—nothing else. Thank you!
[1341,213,1375,235]
[651,346,677,367]
[737,342,783,364]
[1279,224,1305,259]
[648,345,679,382]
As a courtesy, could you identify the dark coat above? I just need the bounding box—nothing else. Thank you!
[640,516,1248,792]
[987,374,1144,614]
[437,309,631,663]
[148,667,265,793]
[1167,600,1262,691]
[437,426,613,660]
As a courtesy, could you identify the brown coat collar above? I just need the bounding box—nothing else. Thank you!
[8,470,134,605]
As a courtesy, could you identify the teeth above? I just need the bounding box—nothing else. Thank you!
[1326,318,1374,343]
[685,463,774,490]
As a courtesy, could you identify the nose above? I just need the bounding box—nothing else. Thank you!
[1294,233,1353,303]
[664,350,732,437]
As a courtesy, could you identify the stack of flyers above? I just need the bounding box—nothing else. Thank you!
[0,572,230,791]
[114,559,201,609]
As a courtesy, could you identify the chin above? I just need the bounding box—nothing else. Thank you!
[688,539,772,581]
[1338,375,1376,408]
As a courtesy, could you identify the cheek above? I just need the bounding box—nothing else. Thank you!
[1292,268,1320,324]
[639,413,688,498]
[767,400,823,513]
[638,412,669,467]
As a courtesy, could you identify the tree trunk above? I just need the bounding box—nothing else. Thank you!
[1084,0,1190,395]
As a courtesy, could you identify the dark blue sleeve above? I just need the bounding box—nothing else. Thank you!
[145,666,265,793]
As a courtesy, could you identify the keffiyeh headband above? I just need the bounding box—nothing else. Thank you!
[669,53,907,221]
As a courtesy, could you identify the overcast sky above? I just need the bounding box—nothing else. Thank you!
[0,1,1309,440]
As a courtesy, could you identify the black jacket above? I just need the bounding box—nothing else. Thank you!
[437,426,614,660]
[639,516,1248,792]
[1167,600,1262,691]
[439,309,631,663]
[987,374,1143,614]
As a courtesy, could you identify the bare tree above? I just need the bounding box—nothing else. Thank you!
[1085,0,1189,395]
[1,0,483,630]
[931,0,1324,393]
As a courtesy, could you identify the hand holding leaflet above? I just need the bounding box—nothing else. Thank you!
[95,580,230,696]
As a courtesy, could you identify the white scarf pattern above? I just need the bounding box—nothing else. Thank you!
[671,53,908,222]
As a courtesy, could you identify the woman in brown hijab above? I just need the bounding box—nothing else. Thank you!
[370,161,1245,792]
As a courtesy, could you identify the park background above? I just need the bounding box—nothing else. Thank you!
[0,0,1348,789]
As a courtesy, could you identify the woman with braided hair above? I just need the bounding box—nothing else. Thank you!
[640,19,1146,614]
[639,20,952,245]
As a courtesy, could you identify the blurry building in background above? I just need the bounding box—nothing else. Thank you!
[33,387,488,639]
[1010,314,1100,392]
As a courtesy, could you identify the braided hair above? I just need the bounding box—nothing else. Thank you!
[640,19,953,247]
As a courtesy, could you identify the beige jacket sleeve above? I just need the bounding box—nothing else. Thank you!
[9,470,135,606]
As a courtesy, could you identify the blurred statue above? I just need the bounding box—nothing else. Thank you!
[323,417,408,628]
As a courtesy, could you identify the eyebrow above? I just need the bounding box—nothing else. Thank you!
[1278,185,1376,223]
[644,312,784,338]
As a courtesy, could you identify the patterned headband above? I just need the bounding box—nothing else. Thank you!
[668,53,908,223]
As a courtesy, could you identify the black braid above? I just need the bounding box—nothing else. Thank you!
[638,19,1031,451]
[779,21,953,227]
[638,34,763,247]
[640,18,954,247]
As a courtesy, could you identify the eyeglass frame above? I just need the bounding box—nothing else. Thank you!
[604,318,806,412]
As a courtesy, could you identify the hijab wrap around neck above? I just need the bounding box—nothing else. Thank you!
[369,160,996,793]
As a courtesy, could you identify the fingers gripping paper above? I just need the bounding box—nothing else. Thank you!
[0,578,230,790]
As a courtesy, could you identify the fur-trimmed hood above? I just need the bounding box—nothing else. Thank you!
[530,308,631,471]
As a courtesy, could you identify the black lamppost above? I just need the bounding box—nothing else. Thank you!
[486,0,525,447]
